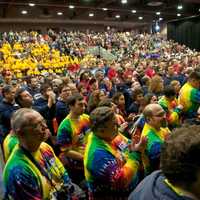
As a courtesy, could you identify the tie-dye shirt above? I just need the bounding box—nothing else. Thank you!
[158,96,181,128]
[57,113,90,154]
[141,123,170,176]
[178,82,200,119]
[84,132,141,199]
[3,142,71,200]
[3,132,18,162]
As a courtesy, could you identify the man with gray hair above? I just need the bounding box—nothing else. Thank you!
[141,103,171,176]
[3,108,77,199]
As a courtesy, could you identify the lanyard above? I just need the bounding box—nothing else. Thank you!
[20,146,55,187]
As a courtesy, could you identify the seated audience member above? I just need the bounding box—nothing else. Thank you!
[158,86,183,129]
[129,125,200,200]
[3,108,81,199]
[84,106,147,199]
[57,93,90,183]
[178,69,200,120]
[141,104,171,175]
[0,85,19,143]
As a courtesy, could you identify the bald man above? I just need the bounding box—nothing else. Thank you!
[141,104,171,176]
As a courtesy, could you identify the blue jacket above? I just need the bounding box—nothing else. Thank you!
[0,100,19,143]
[34,97,56,134]
[55,99,69,125]
[128,170,193,200]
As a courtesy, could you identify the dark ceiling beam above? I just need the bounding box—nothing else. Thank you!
[0,17,148,28]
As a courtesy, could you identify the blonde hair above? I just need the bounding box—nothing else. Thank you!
[149,75,164,94]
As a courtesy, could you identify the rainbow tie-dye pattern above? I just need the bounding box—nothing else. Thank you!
[3,142,71,200]
[57,113,90,154]
[3,132,18,162]
[158,96,181,128]
[141,123,170,175]
[178,82,200,118]
[84,132,141,199]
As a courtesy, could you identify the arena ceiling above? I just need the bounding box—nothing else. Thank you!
[0,0,200,27]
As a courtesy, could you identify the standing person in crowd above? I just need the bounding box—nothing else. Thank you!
[34,83,56,135]
[0,85,19,143]
[84,106,147,199]
[170,80,181,97]
[127,88,145,116]
[3,108,80,200]
[57,93,90,183]
[56,85,72,126]
[26,76,41,100]
[129,125,200,200]
[178,69,200,120]
[163,65,178,86]
[158,86,183,129]
[148,75,164,99]
[141,104,171,175]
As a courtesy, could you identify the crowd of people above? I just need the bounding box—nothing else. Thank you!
[0,29,200,200]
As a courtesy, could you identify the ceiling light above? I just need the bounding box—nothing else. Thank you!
[28,3,35,7]
[115,15,120,18]
[159,17,163,21]
[132,10,137,13]
[21,10,28,15]
[69,5,75,9]
[102,8,108,11]
[156,12,161,15]
[177,13,181,17]
[155,25,160,31]
[89,13,94,17]
[177,5,183,10]
[199,8,200,12]
[121,0,127,4]
[57,12,63,16]
[138,16,143,20]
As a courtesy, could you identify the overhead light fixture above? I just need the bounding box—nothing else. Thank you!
[155,24,160,31]
[199,8,200,12]
[115,15,120,18]
[89,13,94,17]
[102,8,108,11]
[159,17,163,21]
[57,12,63,16]
[138,16,143,20]
[177,5,183,10]
[121,0,127,4]
[69,5,75,9]
[156,11,161,15]
[21,10,28,15]
[177,13,181,17]
[132,10,137,13]
[28,3,35,7]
